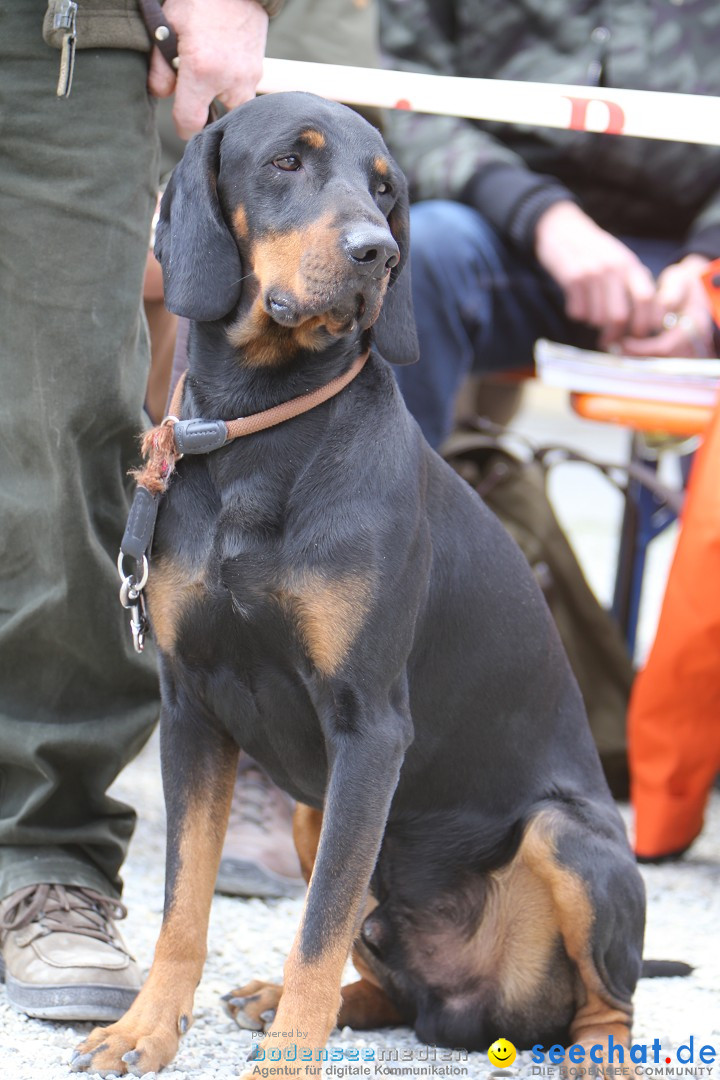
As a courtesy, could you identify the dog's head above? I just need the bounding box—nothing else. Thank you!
[155,92,418,366]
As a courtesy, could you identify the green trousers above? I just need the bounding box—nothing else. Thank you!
[0,7,161,900]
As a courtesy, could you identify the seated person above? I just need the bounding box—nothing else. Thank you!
[379,0,720,448]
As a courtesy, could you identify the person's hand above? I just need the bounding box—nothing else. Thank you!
[534,201,661,347]
[618,254,715,358]
[148,0,269,139]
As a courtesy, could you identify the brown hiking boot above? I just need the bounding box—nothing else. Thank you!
[215,756,305,899]
[0,883,140,1021]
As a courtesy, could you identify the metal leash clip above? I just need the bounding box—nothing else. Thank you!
[117,553,150,653]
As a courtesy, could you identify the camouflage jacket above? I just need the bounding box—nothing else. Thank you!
[380,0,720,256]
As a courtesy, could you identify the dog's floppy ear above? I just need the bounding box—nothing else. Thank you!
[372,172,419,365]
[154,119,242,322]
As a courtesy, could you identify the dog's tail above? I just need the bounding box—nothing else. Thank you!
[641,959,693,978]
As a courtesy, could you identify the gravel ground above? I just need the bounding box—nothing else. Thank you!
[2,388,718,1078]
[1,732,718,1080]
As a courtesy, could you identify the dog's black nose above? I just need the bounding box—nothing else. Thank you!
[266,294,297,325]
[344,227,400,277]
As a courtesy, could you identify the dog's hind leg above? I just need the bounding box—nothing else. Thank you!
[336,975,406,1029]
[522,805,645,1078]
[73,704,239,1077]
[226,967,404,1035]
[293,801,323,885]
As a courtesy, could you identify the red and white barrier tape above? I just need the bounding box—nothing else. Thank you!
[259,59,720,147]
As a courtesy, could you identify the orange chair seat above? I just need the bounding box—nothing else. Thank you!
[570,392,713,436]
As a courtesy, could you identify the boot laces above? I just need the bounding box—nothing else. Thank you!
[0,884,128,948]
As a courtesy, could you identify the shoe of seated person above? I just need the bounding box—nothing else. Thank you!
[0,883,140,1021]
[215,756,306,900]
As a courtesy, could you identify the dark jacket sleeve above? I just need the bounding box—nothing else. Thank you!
[379,0,573,249]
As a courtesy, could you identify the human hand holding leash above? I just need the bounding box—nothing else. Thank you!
[147,0,269,138]
[534,200,661,346]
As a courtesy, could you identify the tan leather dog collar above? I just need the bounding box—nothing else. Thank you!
[135,348,370,497]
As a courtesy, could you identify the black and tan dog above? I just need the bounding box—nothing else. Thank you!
[74,93,645,1078]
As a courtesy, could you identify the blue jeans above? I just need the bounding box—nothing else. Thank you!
[395,201,678,448]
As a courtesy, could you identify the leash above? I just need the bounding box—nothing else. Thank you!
[137,0,179,70]
[136,0,221,123]
[117,350,370,652]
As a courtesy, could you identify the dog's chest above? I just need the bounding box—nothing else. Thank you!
[149,486,373,681]
[213,545,372,679]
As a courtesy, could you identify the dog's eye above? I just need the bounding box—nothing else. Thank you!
[273,155,302,171]
[377,181,393,196]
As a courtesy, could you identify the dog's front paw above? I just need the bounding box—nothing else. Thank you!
[71,1014,184,1077]
[222,979,283,1030]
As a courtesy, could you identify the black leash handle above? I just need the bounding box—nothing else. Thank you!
[137,0,221,122]
[137,0,179,69]
[121,486,160,564]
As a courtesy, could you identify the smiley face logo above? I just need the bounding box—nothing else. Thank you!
[488,1038,517,1068]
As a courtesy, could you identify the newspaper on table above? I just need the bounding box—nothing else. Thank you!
[535,338,720,406]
